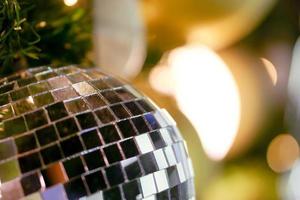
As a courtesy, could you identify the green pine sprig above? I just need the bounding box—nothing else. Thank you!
[0,0,93,75]
[0,0,40,74]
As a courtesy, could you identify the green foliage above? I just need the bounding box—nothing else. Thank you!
[0,0,40,74]
[0,0,92,75]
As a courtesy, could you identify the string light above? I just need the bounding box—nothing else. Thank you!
[36,21,47,28]
[64,0,78,7]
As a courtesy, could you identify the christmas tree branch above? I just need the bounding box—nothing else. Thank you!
[0,0,40,74]
[0,0,92,75]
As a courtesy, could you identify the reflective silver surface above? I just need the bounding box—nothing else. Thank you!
[0,66,194,200]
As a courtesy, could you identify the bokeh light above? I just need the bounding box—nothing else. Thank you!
[63,0,78,7]
[167,45,241,161]
[261,58,278,86]
[267,134,299,173]
[187,0,276,50]
[287,160,300,199]
[203,163,277,200]
[149,64,174,96]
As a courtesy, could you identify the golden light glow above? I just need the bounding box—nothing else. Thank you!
[261,58,278,85]
[64,0,78,7]
[36,21,47,28]
[168,45,241,161]
[187,0,276,50]
[267,134,299,173]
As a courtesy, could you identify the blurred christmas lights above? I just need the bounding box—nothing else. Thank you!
[63,0,78,6]
[261,58,278,86]
[267,134,299,173]
[149,45,241,161]
[170,45,241,161]
[149,64,174,95]
[287,37,300,143]
[287,160,300,199]
[142,0,276,51]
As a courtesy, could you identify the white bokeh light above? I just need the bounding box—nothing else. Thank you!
[64,0,78,7]
[261,58,278,86]
[287,160,300,199]
[167,45,241,161]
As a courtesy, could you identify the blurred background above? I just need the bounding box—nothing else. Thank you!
[93,0,300,199]
[3,0,300,199]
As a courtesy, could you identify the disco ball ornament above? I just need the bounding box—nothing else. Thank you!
[0,66,194,200]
